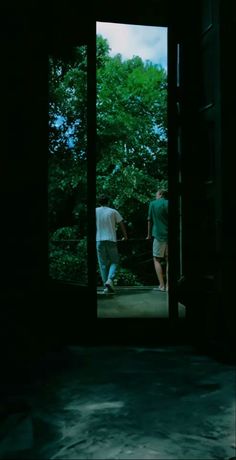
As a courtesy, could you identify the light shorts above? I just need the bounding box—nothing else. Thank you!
[153,238,168,259]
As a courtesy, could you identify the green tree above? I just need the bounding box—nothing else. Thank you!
[96,35,168,238]
[48,36,168,285]
[48,46,87,235]
[48,46,88,284]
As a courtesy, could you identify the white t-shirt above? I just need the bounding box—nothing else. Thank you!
[96,206,123,242]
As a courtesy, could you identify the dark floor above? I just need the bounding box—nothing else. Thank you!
[0,345,235,459]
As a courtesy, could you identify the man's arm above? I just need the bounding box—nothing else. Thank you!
[146,201,152,239]
[146,218,152,239]
[119,220,128,240]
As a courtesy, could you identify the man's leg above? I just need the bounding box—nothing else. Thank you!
[106,242,120,292]
[107,263,118,281]
[153,256,165,289]
[165,244,168,290]
[96,242,109,285]
[153,239,165,289]
[165,260,168,291]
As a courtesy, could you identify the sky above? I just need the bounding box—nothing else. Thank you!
[96,22,167,70]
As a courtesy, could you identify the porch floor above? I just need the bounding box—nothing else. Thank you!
[97,286,186,318]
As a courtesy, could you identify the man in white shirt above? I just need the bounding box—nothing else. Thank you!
[96,195,128,293]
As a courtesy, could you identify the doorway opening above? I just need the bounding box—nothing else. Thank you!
[95,22,185,319]
[47,22,186,323]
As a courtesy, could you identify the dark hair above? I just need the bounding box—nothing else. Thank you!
[98,194,109,206]
[158,189,168,199]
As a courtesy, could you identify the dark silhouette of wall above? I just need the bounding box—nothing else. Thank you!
[0,1,235,376]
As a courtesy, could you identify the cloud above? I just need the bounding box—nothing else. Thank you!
[96,22,167,69]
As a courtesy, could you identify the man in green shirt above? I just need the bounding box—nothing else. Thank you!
[146,189,168,291]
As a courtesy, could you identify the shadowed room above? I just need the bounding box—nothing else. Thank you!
[0,0,235,459]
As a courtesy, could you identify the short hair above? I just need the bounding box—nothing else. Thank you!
[98,194,109,206]
[157,189,168,199]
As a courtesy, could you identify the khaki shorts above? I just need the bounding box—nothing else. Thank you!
[153,238,168,259]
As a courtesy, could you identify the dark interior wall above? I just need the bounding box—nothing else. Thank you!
[178,0,236,360]
[219,0,236,353]
[0,1,181,369]
[179,0,222,342]
[0,1,235,369]
[0,6,47,361]
[0,4,96,370]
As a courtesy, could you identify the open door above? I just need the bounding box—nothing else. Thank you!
[177,0,223,343]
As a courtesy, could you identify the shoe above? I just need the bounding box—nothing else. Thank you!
[153,286,165,291]
[103,287,115,295]
[105,279,115,293]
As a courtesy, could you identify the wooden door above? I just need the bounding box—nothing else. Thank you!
[177,0,223,343]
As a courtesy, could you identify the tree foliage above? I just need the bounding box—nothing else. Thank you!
[48,46,87,236]
[48,36,168,285]
[96,35,167,238]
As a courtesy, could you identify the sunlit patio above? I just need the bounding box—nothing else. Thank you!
[97,286,186,318]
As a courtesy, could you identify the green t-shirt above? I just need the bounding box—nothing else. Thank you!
[148,198,168,242]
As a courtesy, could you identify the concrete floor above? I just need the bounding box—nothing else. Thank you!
[0,345,235,459]
[97,286,186,318]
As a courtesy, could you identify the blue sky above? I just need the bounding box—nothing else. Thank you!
[96,22,167,70]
